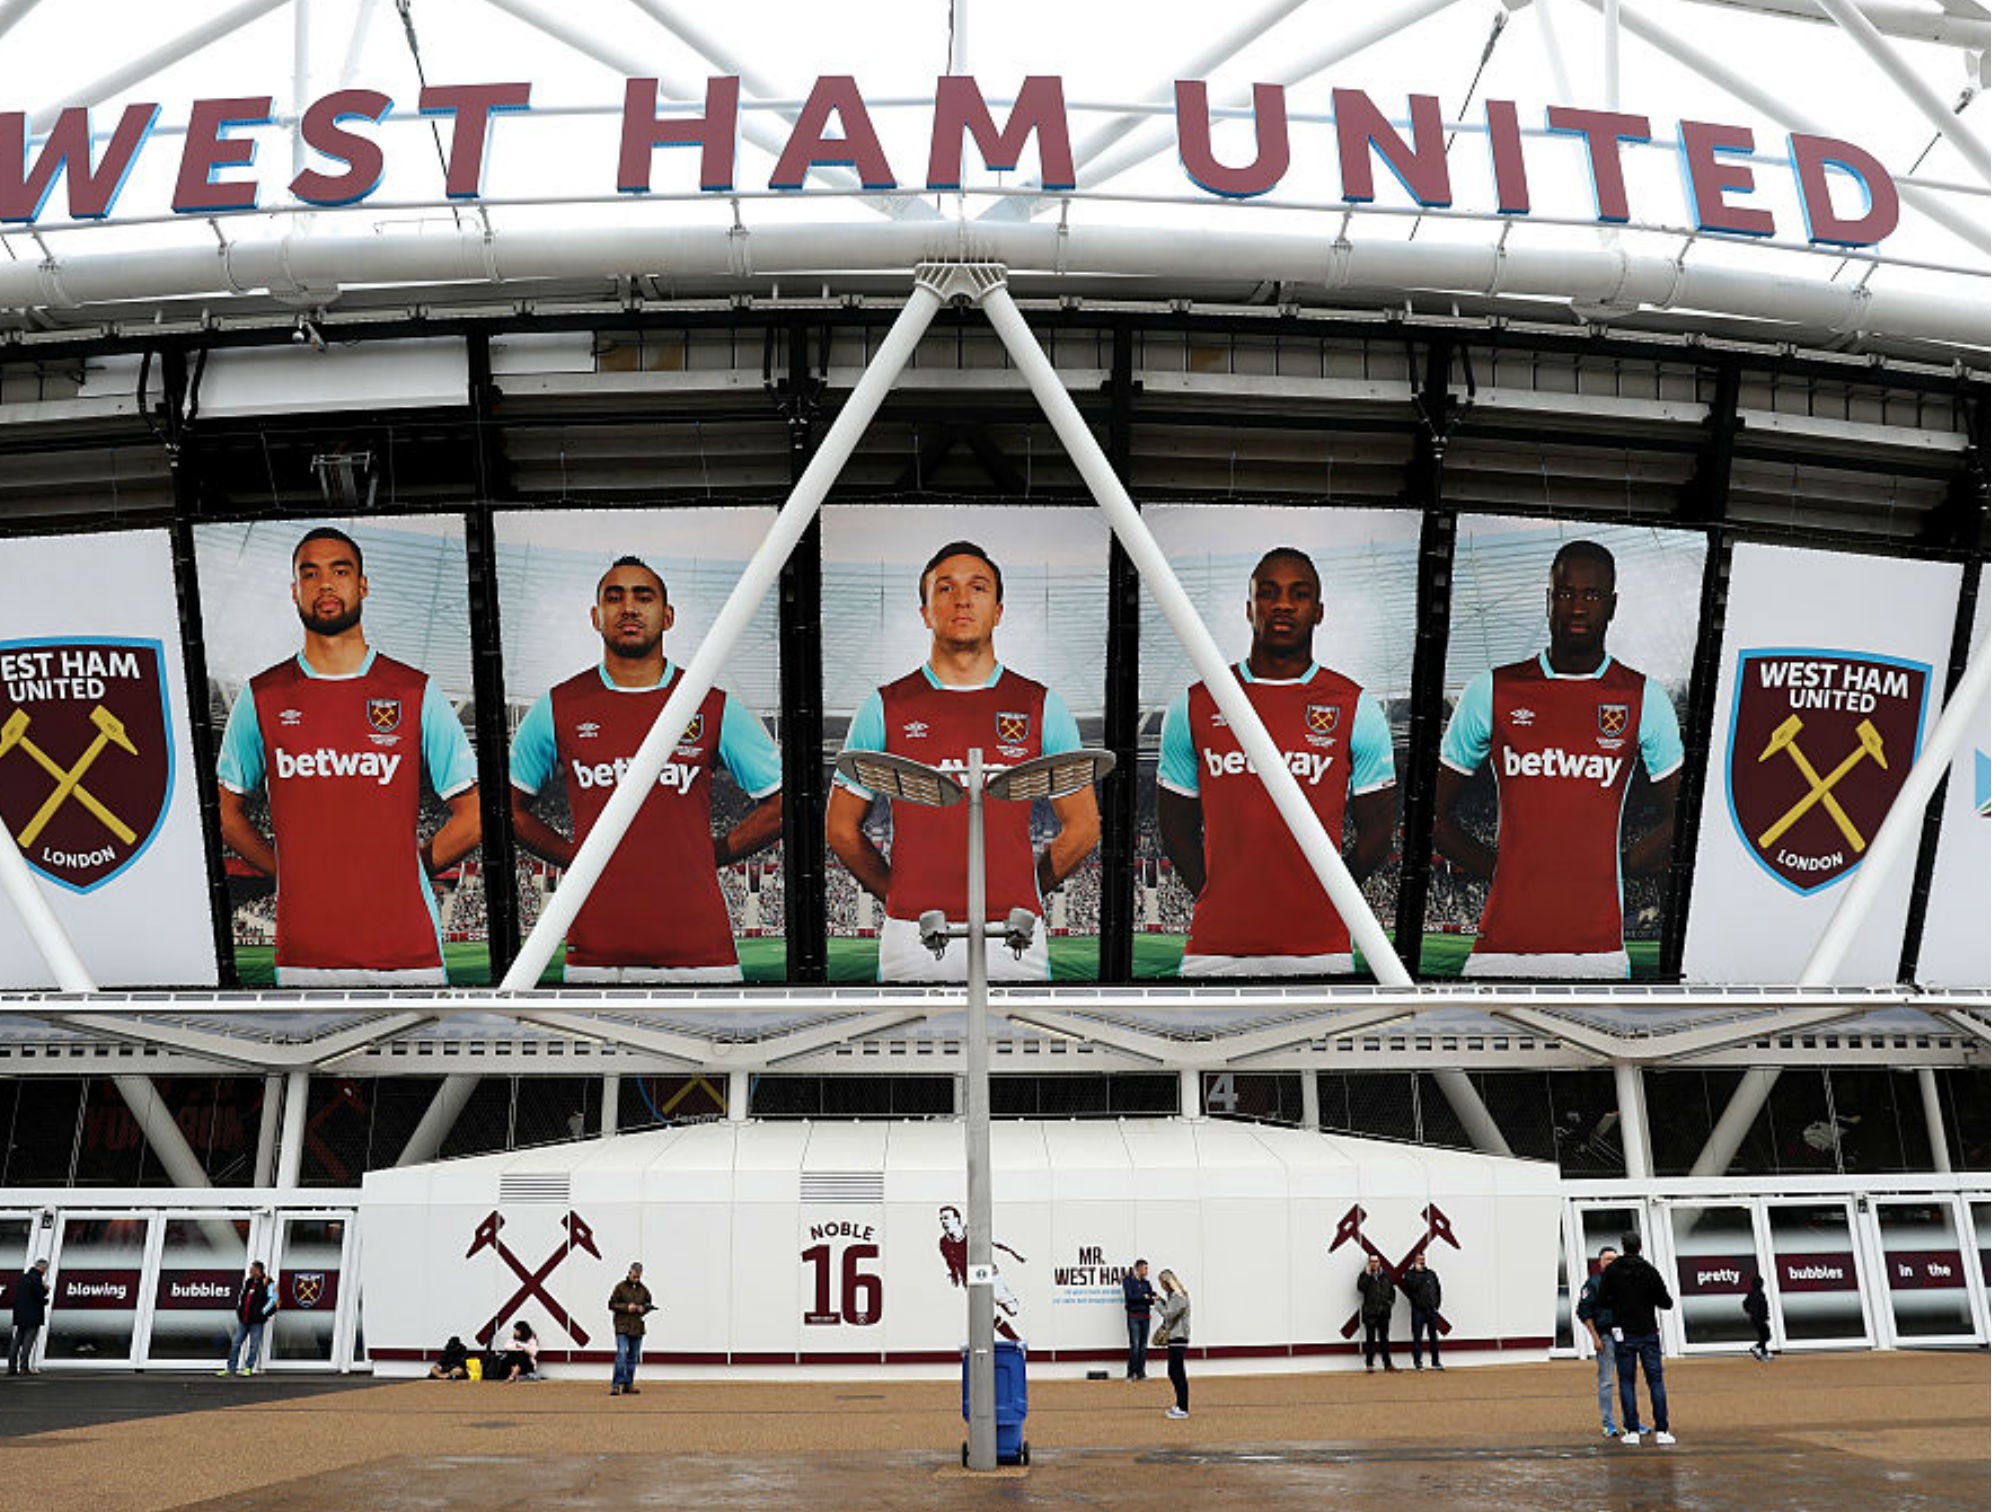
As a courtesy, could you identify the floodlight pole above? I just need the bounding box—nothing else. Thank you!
[962,745,997,1472]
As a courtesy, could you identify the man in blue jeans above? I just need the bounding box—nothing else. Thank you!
[1122,1258,1156,1381]
[608,1261,653,1396]
[1575,1245,1619,1437]
[220,1260,276,1376]
[1595,1231,1676,1446]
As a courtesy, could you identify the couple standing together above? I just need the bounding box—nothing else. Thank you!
[1121,1260,1192,1419]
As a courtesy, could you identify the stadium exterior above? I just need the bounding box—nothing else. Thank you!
[0,0,1985,1378]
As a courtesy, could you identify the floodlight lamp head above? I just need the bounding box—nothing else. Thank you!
[985,748,1117,804]
[833,750,965,807]
[917,909,950,959]
[1003,907,1036,959]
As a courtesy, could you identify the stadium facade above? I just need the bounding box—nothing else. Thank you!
[0,1,1985,1375]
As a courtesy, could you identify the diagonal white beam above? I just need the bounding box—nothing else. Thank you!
[500,271,947,989]
[1570,0,1987,251]
[513,1009,710,1063]
[1682,0,1990,50]
[0,839,94,993]
[1933,1006,1991,1041]
[0,0,45,47]
[53,1013,274,1069]
[756,1010,930,1065]
[1002,1009,1173,1062]
[1487,1003,1628,1058]
[1816,0,1990,179]
[31,0,294,132]
[1215,1004,1420,1063]
[978,280,1411,986]
[296,1012,433,1067]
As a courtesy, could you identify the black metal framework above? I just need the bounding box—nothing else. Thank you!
[0,305,1984,992]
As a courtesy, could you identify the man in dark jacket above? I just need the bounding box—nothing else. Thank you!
[8,1258,49,1375]
[1575,1245,1619,1437]
[608,1261,653,1396]
[1401,1250,1444,1370]
[221,1260,276,1377]
[1594,1232,1675,1445]
[1122,1258,1156,1381]
[1356,1253,1399,1373]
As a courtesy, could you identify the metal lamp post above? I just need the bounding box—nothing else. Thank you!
[834,744,1115,1471]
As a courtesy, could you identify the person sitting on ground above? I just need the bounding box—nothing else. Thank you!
[499,1321,542,1382]
[429,1335,471,1380]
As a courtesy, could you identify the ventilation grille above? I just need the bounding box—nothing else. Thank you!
[499,1173,572,1204]
[800,1171,885,1204]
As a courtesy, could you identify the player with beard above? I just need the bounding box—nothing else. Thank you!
[1434,540,1683,978]
[1156,547,1396,975]
[216,526,480,984]
[509,557,782,982]
[828,541,1100,982]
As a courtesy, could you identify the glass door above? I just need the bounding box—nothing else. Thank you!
[141,1215,253,1369]
[0,1214,35,1368]
[1764,1198,1872,1350]
[270,1213,355,1370]
[1868,1197,1982,1346]
[1664,1202,1764,1353]
[44,1214,154,1367]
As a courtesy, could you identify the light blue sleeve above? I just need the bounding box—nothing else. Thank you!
[719,694,783,798]
[216,688,265,793]
[833,689,887,798]
[1349,693,1396,793]
[1640,677,1685,781]
[1156,690,1198,796]
[1438,671,1494,775]
[421,678,478,798]
[1041,689,1081,756]
[509,692,556,795]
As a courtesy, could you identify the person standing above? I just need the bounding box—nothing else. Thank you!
[1156,1269,1192,1419]
[1595,1232,1675,1446]
[220,1260,276,1377]
[8,1257,48,1375]
[609,1261,654,1396]
[1744,1274,1773,1362]
[1576,1245,1620,1437]
[1121,1258,1156,1381]
[1357,1253,1399,1373]
[1401,1250,1443,1371]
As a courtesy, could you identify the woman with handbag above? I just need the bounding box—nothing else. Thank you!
[1155,1269,1192,1420]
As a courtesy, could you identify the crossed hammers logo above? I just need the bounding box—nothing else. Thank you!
[0,705,139,848]
[1756,714,1886,854]
[1329,1203,1461,1340]
[467,1209,601,1347]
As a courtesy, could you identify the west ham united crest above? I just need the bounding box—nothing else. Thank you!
[1305,704,1341,737]
[0,637,174,892]
[1726,648,1929,894]
[996,710,1031,744]
[1597,702,1631,738]
[366,696,403,733]
[677,711,705,747]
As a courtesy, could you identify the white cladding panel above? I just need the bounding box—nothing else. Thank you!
[361,1120,1561,1377]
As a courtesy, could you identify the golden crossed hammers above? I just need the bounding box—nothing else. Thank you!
[0,706,139,848]
[1757,715,1865,853]
[1758,715,1885,853]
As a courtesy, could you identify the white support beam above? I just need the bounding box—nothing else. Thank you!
[1614,1061,1654,1179]
[1488,1004,1630,1059]
[112,1075,212,1188]
[1690,1066,1781,1177]
[1681,0,1991,49]
[1816,0,1991,180]
[31,0,294,132]
[757,1012,930,1066]
[0,831,95,993]
[1917,1065,1953,1172]
[396,1074,478,1167]
[1301,1069,1321,1131]
[512,1011,709,1064]
[52,1014,283,1070]
[275,1068,311,1189]
[600,1072,619,1137]
[0,0,45,47]
[1433,1068,1515,1156]
[1180,1067,1203,1119]
[727,1068,750,1122]
[253,1073,281,1186]
[1935,1007,1992,1042]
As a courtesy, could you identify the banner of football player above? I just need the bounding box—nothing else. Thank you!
[1912,580,1987,990]
[493,506,786,986]
[193,516,486,988]
[1133,504,1420,980]
[0,529,217,987]
[819,504,1109,984]
[1681,543,1964,985]
[1425,517,1706,981]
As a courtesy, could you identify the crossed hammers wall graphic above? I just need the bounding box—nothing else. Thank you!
[0,705,139,847]
[1757,714,1886,854]
[1329,1203,1461,1339]
[467,1210,602,1347]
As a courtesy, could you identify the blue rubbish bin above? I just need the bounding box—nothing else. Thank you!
[960,1339,1029,1465]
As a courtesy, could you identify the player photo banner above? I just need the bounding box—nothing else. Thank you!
[1916,585,1989,989]
[0,531,217,987]
[1682,543,1964,985]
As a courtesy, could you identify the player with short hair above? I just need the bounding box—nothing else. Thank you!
[216,526,481,985]
[1156,548,1397,976]
[509,556,782,982]
[1434,540,1683,978]
[827,541,1100,981]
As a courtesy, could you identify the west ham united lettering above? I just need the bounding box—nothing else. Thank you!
[1727,649,1930,894]
[0,637,174,892]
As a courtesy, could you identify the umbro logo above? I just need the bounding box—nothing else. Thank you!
[902,721,930,739]
[278,708,304,727]
[1509,708,1536,726]
[576,721,601,740]
[1210,713,1229,727]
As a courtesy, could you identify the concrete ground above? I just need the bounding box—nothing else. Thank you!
[0,1350,1983,1511]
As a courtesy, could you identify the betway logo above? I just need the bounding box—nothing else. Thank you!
[573,757,699,793]
[1204,749,1337,786]
[1501,747,1621,786]
[274,748,402,785]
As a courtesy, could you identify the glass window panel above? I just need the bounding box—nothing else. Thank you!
[1766,1203,1865,1343]
[1668,1204,1761,1346]
[1973,1202,1991,1290]
[148,1217,251,1362]
[45,1216,150,1362]
[272,1217,347,1363]
[0,1217,32,1358]
[1876,1201,1975,1339]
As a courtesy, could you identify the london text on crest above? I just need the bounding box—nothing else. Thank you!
[1726,649,1929,894]
[0,637,174,892]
